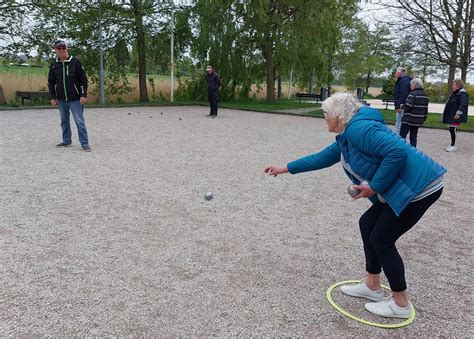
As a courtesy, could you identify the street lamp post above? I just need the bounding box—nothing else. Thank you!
[98,0,105,105]
[170,6,174,102]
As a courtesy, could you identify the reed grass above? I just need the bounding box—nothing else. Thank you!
[0,71,177,104]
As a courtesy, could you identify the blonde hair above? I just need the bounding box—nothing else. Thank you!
[321,93,362,124]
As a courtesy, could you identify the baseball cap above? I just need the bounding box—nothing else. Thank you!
[53,39,67,48]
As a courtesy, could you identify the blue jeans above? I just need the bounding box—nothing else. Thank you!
[58,100,89,145]
[395,110,403,132]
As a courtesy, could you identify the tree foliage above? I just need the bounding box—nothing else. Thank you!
[381,0,473,95]
[180,0,358,102]
[3,0,470,103]
[337,21,393,92]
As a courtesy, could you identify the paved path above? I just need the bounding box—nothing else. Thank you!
[276,100,474,116]
[365,99,474,116]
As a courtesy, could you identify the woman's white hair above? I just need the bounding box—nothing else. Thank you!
[411,78,423,89]
[321,93,362,124]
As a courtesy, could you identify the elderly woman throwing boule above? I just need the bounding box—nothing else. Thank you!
[264,93,446,319]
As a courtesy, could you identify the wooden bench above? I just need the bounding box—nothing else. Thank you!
[381,98,395,109]
[15,91,49,105]
[296,92,320,103]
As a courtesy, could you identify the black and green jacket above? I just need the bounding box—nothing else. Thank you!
[48,55,88,102]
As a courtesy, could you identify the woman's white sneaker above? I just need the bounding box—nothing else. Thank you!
[340,282,384,301]
[364,297,411,319]
[445,145,457,152]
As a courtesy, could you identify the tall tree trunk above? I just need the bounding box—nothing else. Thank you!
[264,40,275,103]
[326,54,334,93]
[277,75,282,98]
[447,1,463,95]
[365,70,372,94]
[447,60,457,96]
[308,71,313,94]
[131,0,149,102]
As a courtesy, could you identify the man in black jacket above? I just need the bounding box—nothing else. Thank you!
[393,68,412,134]
[48,39,91,152]
[205,65,221,118]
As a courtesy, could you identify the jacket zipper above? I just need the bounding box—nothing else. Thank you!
[62,62,68,101]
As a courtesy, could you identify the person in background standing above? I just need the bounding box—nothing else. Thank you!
[48,39,91,152]
[442,79,469,152]
[393,68,412,134]
[205,65,221,118]
[399,78,429,148]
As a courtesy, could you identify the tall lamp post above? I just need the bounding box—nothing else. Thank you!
[170,5,174,102]
[98,0,105,105]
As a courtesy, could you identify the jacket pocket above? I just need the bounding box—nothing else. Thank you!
[381,177,416,216]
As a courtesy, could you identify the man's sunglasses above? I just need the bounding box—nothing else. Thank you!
[55,47,66,50]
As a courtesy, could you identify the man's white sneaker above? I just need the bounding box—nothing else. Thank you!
[340,282,384,302]
[445,145,457,152]
[364,297,411,319]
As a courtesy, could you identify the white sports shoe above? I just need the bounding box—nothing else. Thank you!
[445,145,457,152]
[365,297,411,319]
[340,282,384,302]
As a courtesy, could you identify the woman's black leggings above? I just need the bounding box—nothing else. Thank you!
[359,188,443,292]
[449,126,457,146]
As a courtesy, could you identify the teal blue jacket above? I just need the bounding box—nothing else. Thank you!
[287,107,446,216]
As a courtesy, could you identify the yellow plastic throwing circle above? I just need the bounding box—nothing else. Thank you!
[326,279,416,328]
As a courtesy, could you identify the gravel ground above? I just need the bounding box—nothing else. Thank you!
[0,106,472,336]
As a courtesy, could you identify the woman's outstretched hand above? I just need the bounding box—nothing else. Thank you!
[264,165,289,177]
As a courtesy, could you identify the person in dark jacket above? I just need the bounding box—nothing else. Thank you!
[264,93,445,319]
[393,68,412,133]
[399,78,429,148]
[48,39,91,152]
[442,79,469,152]
[205,65,221,118]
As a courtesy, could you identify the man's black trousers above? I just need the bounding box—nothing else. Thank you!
[208,89,219,116]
